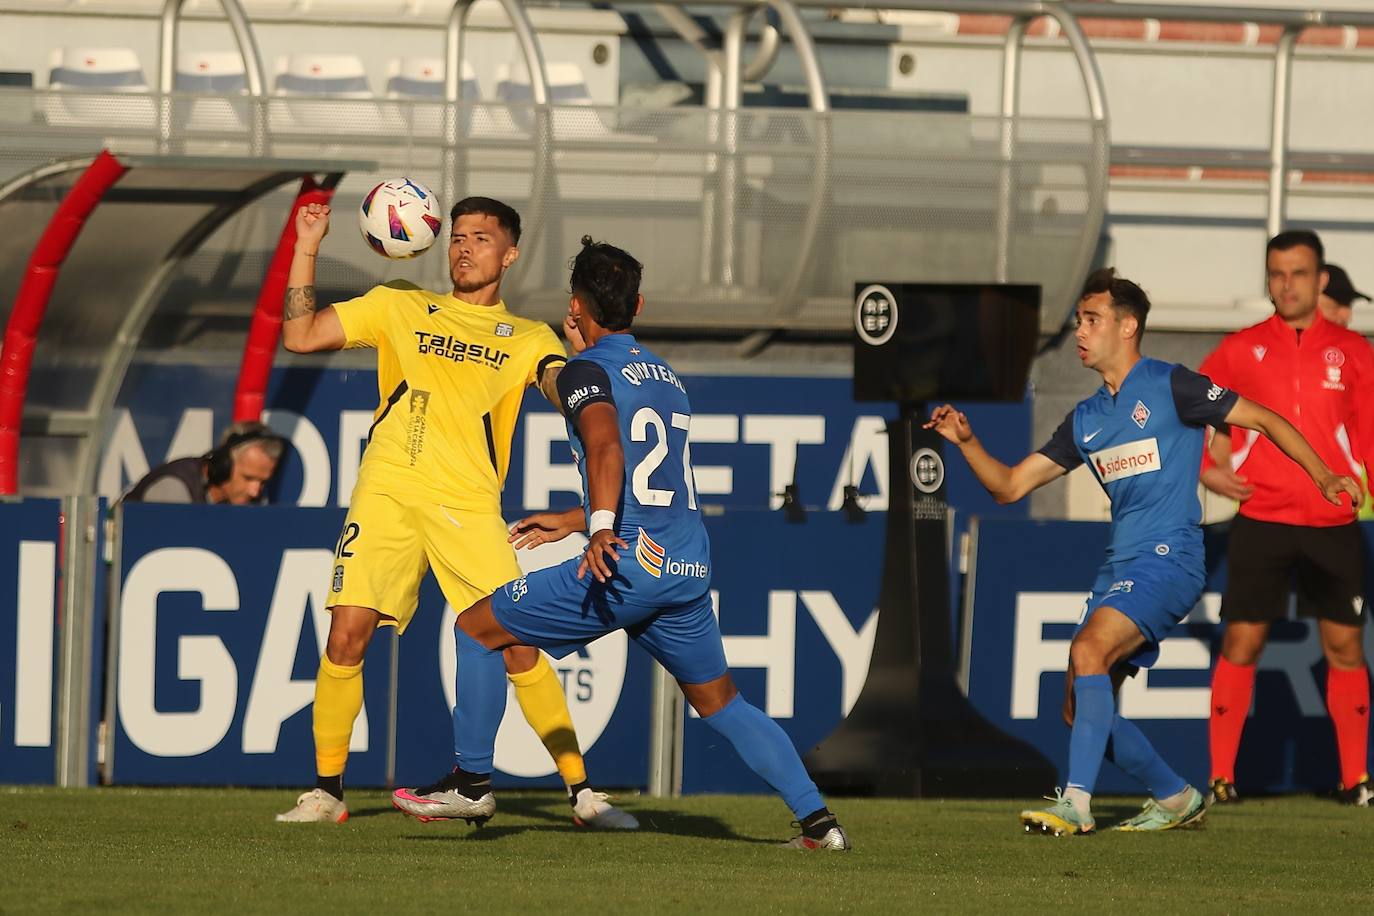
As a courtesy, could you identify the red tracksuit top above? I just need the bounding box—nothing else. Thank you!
[1199,311,1374,527]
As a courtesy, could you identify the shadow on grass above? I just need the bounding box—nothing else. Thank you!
[395,796,779,844]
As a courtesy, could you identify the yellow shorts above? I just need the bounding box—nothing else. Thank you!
[325,488,521,635]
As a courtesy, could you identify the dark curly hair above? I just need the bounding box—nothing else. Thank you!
[569,235,642,331]
[1080,267,1150,340]
[449,196,521,244]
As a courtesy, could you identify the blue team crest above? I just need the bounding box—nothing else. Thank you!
[1132,400,1150,429]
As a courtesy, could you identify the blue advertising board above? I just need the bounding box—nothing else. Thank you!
[0,498,61,784]
[682,510,885,795]
[965,518,1374,794]
[111,503,393,786]
[106,501,887,791]
[111,504,659,788]
[105,363,1030,520]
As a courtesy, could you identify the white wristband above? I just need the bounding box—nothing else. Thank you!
[589,510,616,535]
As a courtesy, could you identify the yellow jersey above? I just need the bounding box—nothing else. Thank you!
[333,280,566,511]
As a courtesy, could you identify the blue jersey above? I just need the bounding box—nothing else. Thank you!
[1039,358,1237,562]
[556,333,711,604]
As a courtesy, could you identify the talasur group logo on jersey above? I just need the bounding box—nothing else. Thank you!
[1091,437,1161,483]
[635,528,708,579]
[413,330,511,369]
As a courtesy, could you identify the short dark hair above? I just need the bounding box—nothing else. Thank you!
[569,236,642,332]
[1080,267,1150,339]
[449,196,521,244]
[1267,229,1323,266]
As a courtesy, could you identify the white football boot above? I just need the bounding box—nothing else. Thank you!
[275,788,349,824]
[572,788,640,830]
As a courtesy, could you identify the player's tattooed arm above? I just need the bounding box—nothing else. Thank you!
[537,358,569,410]
[281,201,346,352]
[284,286,316,320]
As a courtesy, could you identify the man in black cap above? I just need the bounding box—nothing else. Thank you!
[1318,263,1369,328]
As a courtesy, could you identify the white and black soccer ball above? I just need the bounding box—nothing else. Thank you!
[358,178,443,259]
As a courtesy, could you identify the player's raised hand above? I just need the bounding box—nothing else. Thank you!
[1319,473,1363,511]
[578,529,627,584]
[509,512,580,549]
[1200,466,1254,502]
[563,311,588,354]
[924,404,974,444]
[295,202,331,247]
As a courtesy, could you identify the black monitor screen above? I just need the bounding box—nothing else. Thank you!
[852,282,1041,403]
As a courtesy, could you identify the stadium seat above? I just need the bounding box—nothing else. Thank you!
[384,57,479,137]
[271,53,379,134]
[494,61,613,139]
[176,50,247,93]
[44,46,155,129]
[384,57,479,100]
[175,50,249,134]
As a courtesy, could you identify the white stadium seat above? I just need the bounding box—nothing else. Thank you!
[45,46,155,128]
[175,50,249,134]
[494,61,612,139]
[384,57,480,138]
[271,53,379,134]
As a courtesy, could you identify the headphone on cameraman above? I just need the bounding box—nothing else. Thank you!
[204,422,286,487]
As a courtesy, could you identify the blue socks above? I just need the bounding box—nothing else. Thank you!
[1066,674,1114,793]
[452,627,508,774]
[702,694,824,819]
[1105,714,1188,800]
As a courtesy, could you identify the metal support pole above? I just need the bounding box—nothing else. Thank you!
[55,494,99,787]
[995,17,1028,285]
[1268,26,1299,241]
[647,663,684,797]
[159,0,267,154]
[720,8,749,288]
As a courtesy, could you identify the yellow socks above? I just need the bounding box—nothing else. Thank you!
[313,655,363,778]
[510,653,586,787]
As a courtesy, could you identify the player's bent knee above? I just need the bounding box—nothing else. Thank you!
[1220,624,1268,666]
[679,673,738,718]
[456,596,517,651]
[1067,637,1109,676]
[324,605,382,666]
[502,644,540,674]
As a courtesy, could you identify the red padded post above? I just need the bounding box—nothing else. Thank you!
[231,175,337,423]
[0,150,129,494]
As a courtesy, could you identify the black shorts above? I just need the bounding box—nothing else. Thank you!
[1220,515,1366,626]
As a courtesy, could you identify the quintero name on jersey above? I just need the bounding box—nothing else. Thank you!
[620,360,687,394]
[413,331,511,369]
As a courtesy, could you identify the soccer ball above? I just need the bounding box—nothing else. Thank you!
[358,178,443,259]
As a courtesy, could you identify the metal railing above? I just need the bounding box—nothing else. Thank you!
[1060,1,1374,236]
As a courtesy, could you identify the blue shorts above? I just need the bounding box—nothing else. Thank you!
[1083,550,1205,669]
[491,556,728,686]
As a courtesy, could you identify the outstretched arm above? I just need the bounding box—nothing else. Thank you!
[509,507,586,549]
[1224,397,1361,508]
[281,203,346,353]
[924,404,1068,504]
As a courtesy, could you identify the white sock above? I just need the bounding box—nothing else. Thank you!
[1064,786,1093,822]
[1157,786,1194,813]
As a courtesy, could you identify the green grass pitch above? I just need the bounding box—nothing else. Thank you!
[5,788,1374,913]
